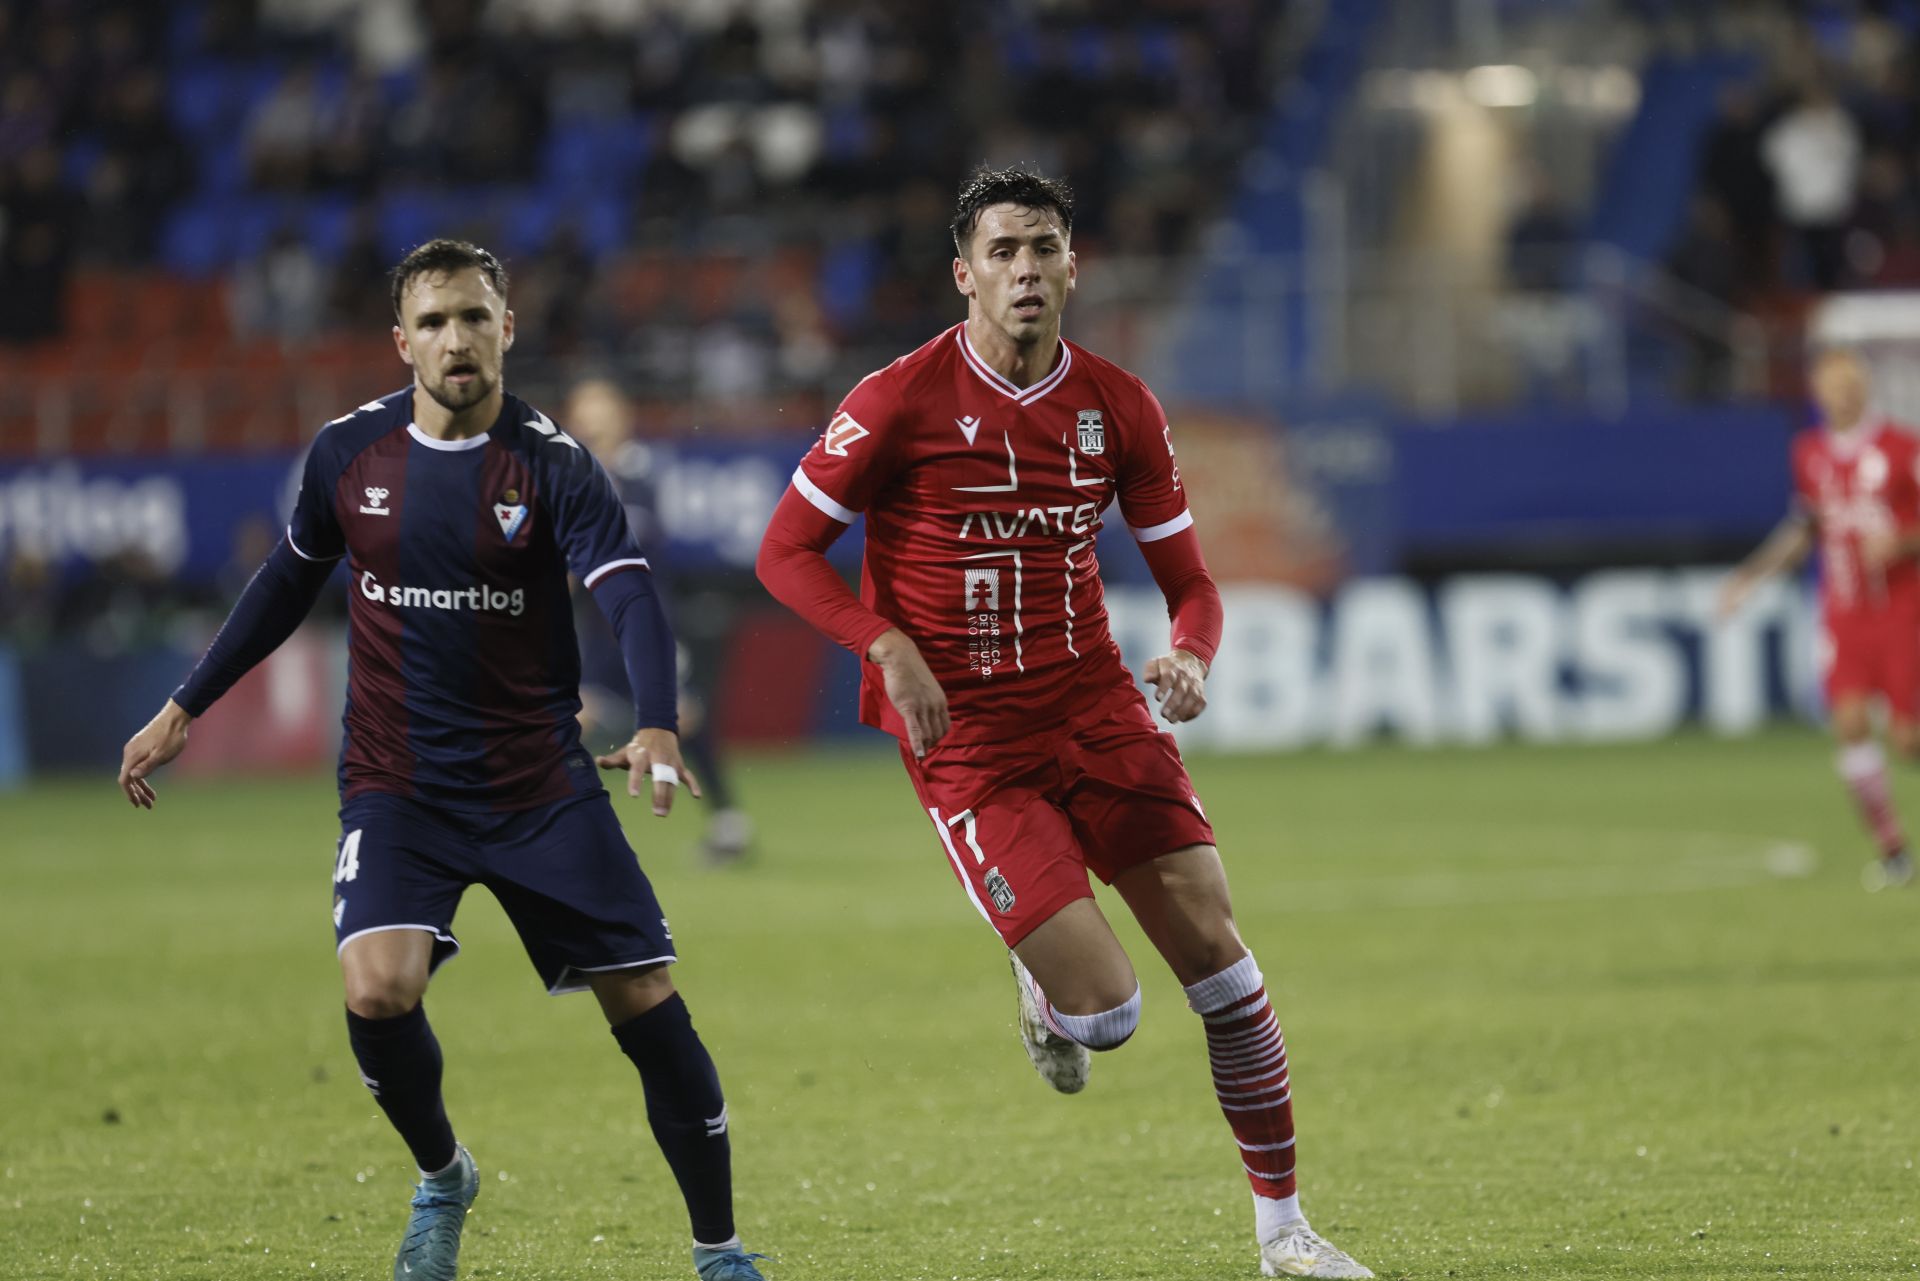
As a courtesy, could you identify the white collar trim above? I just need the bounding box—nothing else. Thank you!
[956,325,1073,406]
[407,423,490,451]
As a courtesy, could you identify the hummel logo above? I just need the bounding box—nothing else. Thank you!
[359,486,391,515]
[956,415,981,446]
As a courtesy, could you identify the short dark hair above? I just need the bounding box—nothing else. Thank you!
[389,239,509,322]
[950,165,1075,255]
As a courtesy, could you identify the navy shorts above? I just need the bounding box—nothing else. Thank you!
[330,790,675,995]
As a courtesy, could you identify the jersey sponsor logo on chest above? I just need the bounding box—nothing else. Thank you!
[959,502,1101,540]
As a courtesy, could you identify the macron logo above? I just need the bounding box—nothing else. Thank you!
[359,486,391,516]
[956,415,981,446]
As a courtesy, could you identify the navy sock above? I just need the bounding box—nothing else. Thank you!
[345,1004,457,1174]
[611,993,734,1245]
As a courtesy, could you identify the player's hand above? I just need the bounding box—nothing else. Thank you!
[869,628,948,759]
[1143,649,1209,723]
[118,699,192,810]
[596,728,703,817]
[1862,528,1901,572]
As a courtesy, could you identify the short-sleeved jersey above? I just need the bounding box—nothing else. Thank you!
[289,388,654,809]
[1792,421,1920,619]
[793,324,1192,743]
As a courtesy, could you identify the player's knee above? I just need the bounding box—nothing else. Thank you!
[342,971,426,1020]
[1054,983,1142,1051]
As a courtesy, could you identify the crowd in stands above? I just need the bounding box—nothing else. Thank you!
[0,0,1295,445]
[1675,5,1920,306]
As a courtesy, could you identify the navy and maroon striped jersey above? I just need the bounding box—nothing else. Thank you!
[289,388,654,809]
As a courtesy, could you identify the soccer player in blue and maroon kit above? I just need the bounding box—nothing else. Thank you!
[117,241,768,1281]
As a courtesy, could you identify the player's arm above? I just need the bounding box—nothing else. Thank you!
[585,564,704,815]
[1118,383,1222,724]
[1137,527,1223,724]
[547,441,699,815]
[754,485,949,758]
[1718,509,1814,618]
[118,535,337,808]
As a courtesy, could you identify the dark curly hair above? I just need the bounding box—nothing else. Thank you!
[950,165,1075,255]
[388,239,510,322]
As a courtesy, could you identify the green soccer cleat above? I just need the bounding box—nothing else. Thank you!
[693,1244,770,1280]
[393,1144,479,1280]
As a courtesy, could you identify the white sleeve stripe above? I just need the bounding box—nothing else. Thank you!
[792,466,859,523]
[1130,509,1194,543]
[583,557,651,588]
[285,527,343,562]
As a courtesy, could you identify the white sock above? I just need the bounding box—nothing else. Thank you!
[1048,985,1142,1050]
[419,1146,463,1182]
[1255,1191,1305,1242]
[693,1235,742,1252]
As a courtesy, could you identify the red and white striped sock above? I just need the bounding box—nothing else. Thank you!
[1838,742,1907,858]
[1184,954,1297,1203]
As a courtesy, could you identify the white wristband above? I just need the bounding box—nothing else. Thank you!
[649,763,681,787]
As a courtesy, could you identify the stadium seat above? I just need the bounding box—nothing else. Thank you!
[539,115,654,193]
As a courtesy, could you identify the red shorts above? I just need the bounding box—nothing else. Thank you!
[899,682,1216,948]
[1821,612,1920,720]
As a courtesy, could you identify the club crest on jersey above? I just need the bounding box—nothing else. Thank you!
[964,567,1001,611]
[492,489,528,543]
[823,411,870,457]
[984,867,1016,913]
[1076,409,1105,455]
[359,486,391,516]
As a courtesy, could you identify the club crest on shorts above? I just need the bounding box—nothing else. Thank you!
[984,866,1016,913]
[493,488,528,543]
[1076,409,1105,455]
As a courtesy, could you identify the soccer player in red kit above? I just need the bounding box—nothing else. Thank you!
[756,167,1371,1279]
[1723,348,1919,890]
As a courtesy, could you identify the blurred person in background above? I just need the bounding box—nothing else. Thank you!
[115,240,769,1281]
[567,375,755,866]
[1761,82,1862,291]
[1721,348,1918,891]
[758,166,1372,1280]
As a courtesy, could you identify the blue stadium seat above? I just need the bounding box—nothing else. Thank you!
[62,136,104,190]
[303,196,357,263]
[818,239,879,330]
[539,115,654,193]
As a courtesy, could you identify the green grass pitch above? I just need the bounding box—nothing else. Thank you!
[3,729,1917,1280]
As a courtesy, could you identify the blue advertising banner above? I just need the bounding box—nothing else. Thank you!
[0,405,1796,592]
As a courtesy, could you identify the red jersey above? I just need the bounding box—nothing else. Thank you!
[792,324,1193,742]
[1792,421,1920,618]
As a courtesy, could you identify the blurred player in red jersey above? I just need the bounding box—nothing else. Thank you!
[1722,348,1919,890]
[756,167,1371,1279]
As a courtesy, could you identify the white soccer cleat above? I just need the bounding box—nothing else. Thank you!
[1864,849,1914,892]
[1259,1223,1374,1279]
[1008,952,1089,1094]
